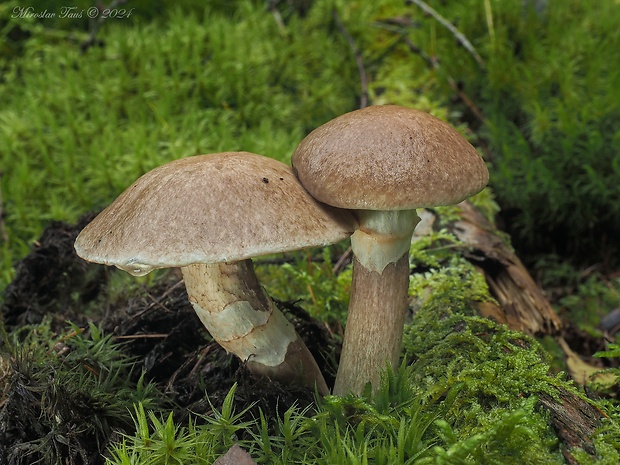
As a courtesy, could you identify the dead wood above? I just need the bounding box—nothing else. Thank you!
[445,201,563,336]
[538,386,604,464]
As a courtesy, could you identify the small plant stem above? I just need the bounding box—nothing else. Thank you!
[81,0,127,52]
[181,260,328,394]
[333,254,410,395]
[0,172,7,244]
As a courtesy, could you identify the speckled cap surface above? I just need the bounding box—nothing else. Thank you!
[292,105,489,210]
[75,152,356,271]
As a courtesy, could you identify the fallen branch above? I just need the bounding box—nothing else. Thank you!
[403,35,485,122]
[406,0,485,69]
[446,201,563,335]
[538,386,604,465]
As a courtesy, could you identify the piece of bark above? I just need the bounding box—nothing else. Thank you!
[445,201,563,336]
[599,307,620,336]
[538,386,604,464]
[213,444,257,465]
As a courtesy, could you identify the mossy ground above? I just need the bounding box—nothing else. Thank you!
[1,211,619,464]
[1,0,620,464]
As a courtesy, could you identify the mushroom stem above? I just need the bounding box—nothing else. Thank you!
[180,260,328,395]
[333,210,419,395]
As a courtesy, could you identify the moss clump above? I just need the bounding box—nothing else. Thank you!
[0,0,363,291]
[406,313,566,463]
[403,231,620,463]
[107,371,439,465]
[257,247,352,326]
[403,255,565,463]
[0,320,162,465]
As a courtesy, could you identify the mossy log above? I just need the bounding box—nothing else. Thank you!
[416,201,607,463]
[434,200,563,336]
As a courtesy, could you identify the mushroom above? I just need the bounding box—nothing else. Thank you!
[291,105,489,395]
[74,152,357,395]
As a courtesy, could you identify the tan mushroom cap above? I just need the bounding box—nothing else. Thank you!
[292,105,489,210]
[75,152,357,274]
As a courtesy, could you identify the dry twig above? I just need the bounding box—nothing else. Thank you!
[332,246,352,275]
[267,0,287,34]
[392,30,485,122]
[372,16,485,121]
[406,0,485,69]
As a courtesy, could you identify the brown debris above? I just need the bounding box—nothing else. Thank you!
[97,275,328,421]
[557,337,616,388]
[213,444,257,465]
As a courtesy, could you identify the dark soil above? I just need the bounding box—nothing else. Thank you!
[0,217,340,465]
[1,214,106,331]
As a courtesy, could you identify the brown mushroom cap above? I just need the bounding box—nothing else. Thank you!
[75,152,356,273]
[292,105,489,210]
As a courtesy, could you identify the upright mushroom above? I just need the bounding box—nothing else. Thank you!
[75,152,357,395]
[292,105,489,395]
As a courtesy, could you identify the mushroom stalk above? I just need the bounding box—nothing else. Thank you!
[181,260,328,395]
[333,210,419,395]
[291,105,489,396]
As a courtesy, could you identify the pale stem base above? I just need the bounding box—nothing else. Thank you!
[181,260,328,394]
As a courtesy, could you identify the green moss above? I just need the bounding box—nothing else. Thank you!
[404,240,568,463]
[467,189,501,227]
[437,0,620,261]
[106,369,440,465]
[0,0,365,291]
[257,247,353,326]
[570,398,620,465]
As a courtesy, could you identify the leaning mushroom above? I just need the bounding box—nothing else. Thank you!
[75,152,357,394]
[292,105,489,395]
